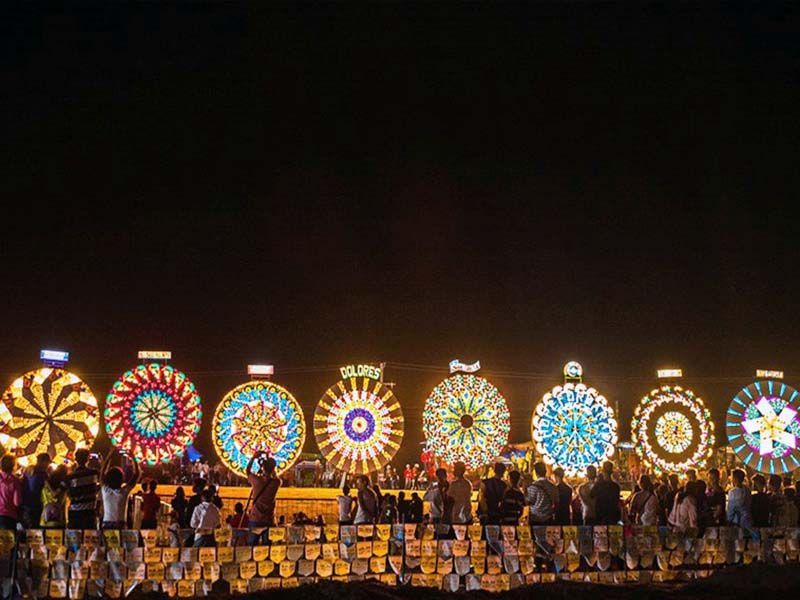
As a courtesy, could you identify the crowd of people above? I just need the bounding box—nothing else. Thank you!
[2,447,799,543]
[329,460,800,530]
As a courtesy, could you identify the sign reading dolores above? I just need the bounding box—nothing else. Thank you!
[339,364,382,381]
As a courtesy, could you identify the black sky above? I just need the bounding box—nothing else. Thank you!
[2,3,799,465]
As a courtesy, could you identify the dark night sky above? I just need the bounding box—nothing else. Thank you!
[1,4,799,466]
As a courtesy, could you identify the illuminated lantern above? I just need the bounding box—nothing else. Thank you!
[314,364,403,474]
[104,357,202,465]
[212,374,305,477]
[631,377,714,474]
[531,362,617,476]
[0,352,99,467]
[422,361,510,471]
[727,372,800,474]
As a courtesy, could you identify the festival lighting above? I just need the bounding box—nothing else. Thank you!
[448,359,481,374]
[631,384,714,473]
[213,379,305,477]
[0,366,99,467]
[727,377,800,474]
[104,362,202,465]
[422,366,510,471]
[314,364,404,474]
[532,363,617,476]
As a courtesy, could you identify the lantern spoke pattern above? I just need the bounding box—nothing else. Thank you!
[0,368,99,467]
[105,364,202,465]
[631,385,714,473]
[532,383,617,476]
[423,374,510,471]
[727,379,800,474]
[213,381,305,477]
[314,377,404,474]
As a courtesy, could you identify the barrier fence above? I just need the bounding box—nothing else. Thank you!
[3,523,799,597]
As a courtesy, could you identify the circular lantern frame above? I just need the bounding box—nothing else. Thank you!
[631,384,714,474]
[212,380,305,477]
[314,375,404,475]
[532,373,618,476]
[422,373,511,471]
[104,363,202,465]
[727,378,800,474]
[0,368,99,467]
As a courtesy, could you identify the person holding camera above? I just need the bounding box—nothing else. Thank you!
[246,451,281,528]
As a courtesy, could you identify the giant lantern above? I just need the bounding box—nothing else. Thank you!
[104,351,202,465]
[212,364,305,477]
[531,361,618,476]
[727,369,800,475]
[0,350,99,467]
[422,360,511,471]
[631,368,715,474]
[314,364,404,474]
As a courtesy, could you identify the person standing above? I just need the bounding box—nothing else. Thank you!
[478,463,507,525]
[380,495,398,524]
[726,468,752,528]
[41,465,68,528]
[591,461,621,525]
[100,450,140,529]
[553,467,573,525]
[409,492,423,523]
[448,462,474,524]
[669,481,698,531]
[500,471,525,524]
[706,468,727,526]
[768,474,792,526]
[397,491,411,523]
[578,465,597,525]
[403,464,413,489]
[140,480,161,529]
[0,455,22,530]
[423,468,450,524]
[354,475,379,524]
[171,487,188,528]
[526,462,557,525]
[65,448,100,530]
[628,475,659,526]
[247,452,281,528]
[190,489,221,546]
[186,480,206,527]
[227,502,246,528]
[21,453,51,529]
[751,474,770,527]
[337,485,354,525]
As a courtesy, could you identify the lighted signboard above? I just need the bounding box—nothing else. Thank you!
[339,364,382,381]
[137,350,172,360]
[247,364,275,377]
[657,369,683,379]
[448,359,481,374]
[40,349,69,366]
[756,369,784,380]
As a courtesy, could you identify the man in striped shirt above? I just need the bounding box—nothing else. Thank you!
[64,449,99,530]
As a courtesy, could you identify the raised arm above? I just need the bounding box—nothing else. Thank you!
[246,451,262,477]
[101,449,116,475]
[126,456,141,487]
